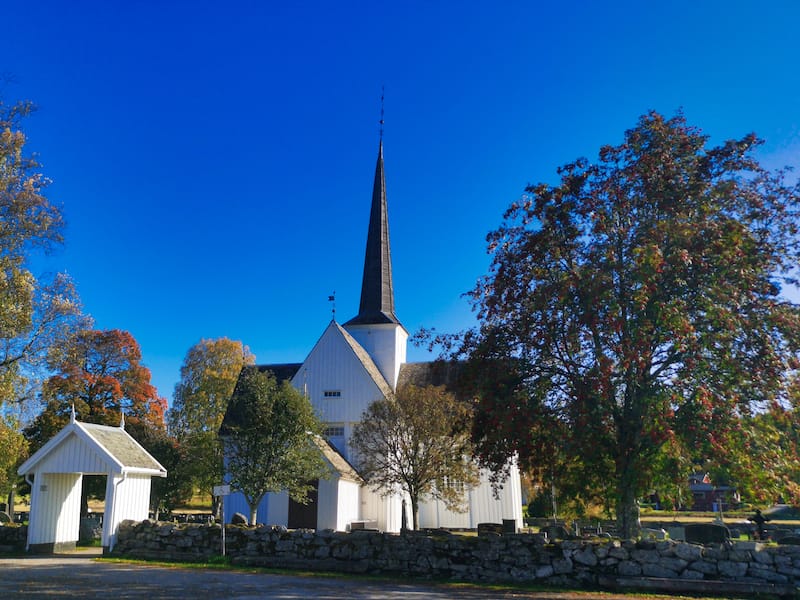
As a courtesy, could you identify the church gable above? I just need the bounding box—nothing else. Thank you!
[292,321,392,425]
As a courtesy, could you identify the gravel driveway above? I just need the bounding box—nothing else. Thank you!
[0,551,729,599]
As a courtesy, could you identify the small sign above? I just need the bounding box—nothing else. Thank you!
[213,484,231,497]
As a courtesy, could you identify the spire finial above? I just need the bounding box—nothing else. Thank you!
[379,85,385,142]
[328,291,336,320]
[70,404,76,423]
[120,411,125,430]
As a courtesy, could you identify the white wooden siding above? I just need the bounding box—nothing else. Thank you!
[335,480,361,531]
[344,323,407,390]
[360,486,401,532]
[266,492,288,525]
[104,473,152,550]
[417,464,524,531]
[317,477,338,530]
[27,473,82,546]
[223,490,288,526]
[292,323,387,427]
[36,433,113,475]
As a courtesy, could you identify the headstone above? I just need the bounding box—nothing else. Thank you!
[477,522,503,536]
[684,523,730,544]
[542,525,572,540]
[79,517,102,542]
[231,512,248,526]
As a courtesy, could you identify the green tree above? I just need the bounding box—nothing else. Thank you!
[349,384,479,530]
[460,111,800,538]
[134,426,193,519]
[0,97,85,408]
[0,414,27,514]
[221,368,327,525]
[168,338,254,514]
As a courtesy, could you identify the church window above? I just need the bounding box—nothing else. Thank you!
[439,477,466,495]
[323,390,341,398]
[323,425,345,438]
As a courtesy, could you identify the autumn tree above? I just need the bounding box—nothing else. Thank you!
[349,384,479,530]
[0,96,85,409]
[25,329,168,514]
[220,368,327,526]
[460,111,800,538]
[168,338,254,512]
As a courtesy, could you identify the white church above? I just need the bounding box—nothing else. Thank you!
[222,141,522,532]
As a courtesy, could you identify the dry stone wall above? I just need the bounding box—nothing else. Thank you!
[114,520,800,589]
[0,525,27,552]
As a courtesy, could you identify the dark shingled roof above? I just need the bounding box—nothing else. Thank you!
[345,142,402,327]
[397,361,465,389]
[315,437,363,483]
[80,422,165,472]
[19,419,166,476]
[219,363,303,434]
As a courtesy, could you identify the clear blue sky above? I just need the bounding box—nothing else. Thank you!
[5,1,800,405]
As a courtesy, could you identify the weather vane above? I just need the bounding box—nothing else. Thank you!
[328,291,336,320]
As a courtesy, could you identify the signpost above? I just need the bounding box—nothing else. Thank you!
[213,484,231,556]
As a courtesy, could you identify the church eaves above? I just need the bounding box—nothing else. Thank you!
[344,142,401,327]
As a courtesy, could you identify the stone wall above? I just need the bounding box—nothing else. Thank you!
[113,520,800,589]
[0,524,27,552]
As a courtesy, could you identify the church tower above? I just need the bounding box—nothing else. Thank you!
[344,141,408,390]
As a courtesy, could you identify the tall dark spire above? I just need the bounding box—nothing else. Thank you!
[345,141,400,326]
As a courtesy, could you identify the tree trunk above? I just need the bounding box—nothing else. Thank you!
[248,503,258,527]
[7,486,15,521]
[617,458,641,539]
[410,496,419,531]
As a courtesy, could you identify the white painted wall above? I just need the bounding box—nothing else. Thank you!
[291,322,388,456]
[417,464,524,531]
[360,486,402,532]
[344,322,407,390]
[335,480,361,531]
[36,433,110,475]
[104,473,152,550]
[224,490,288,526]
[27,472,82,548]
[317,477,338,530]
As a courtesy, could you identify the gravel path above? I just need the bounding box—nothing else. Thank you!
[0,551,727,599]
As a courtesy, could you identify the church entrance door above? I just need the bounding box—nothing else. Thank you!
[287,480,318,529]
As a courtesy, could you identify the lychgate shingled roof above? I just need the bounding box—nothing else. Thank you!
[18,417,166,476]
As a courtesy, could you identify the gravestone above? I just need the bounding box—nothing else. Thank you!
[231,512,248,526]
[684,523,730,544]
[477,522,503,536]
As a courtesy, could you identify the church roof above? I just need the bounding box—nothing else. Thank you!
[345,142,401,327]
[219,363,303,434]
[315,436,363,484]
[397,360,465,389]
